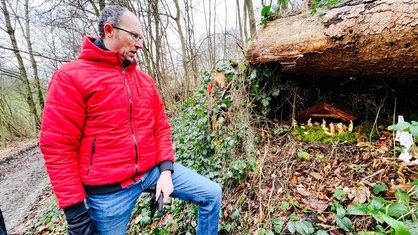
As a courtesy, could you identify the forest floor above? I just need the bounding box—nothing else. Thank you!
[220,130,418,233]
[0,132,417,234]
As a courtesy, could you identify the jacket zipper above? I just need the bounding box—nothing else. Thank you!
[122,68,139,174]
[86,138,96,175]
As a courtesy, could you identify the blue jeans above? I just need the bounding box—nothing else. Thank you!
[86,163,222,235]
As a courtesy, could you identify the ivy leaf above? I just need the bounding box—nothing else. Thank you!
[372,183,388,195]
[395,189,410,205]
[253,83,259,94]
[249,70,257,79]
[388,121,411,132]
[381,213,406,231]
[262,97,270,107]
[271,4,280,12]
[265,230,274,235]
[261,6,272,17]
[335,203,345,218]
[316,230,329,235]
[240,64,247,71]
[334,216,352,232]
[334,188,345,202]
[410,125,418,137]
[287,221,296,234]
[271,87,281,96]
[281,202,290,211]
[405,221,418,234]
[347,203,368,215]
[140,215,152,227]
[387,202,409,218]
[230,208,240,220]
[272,218,284,233]
[376,225,386,233]
[294,220,315,235]
[262,69,273,78]
[370,197,388,210]
[248,157,257,171]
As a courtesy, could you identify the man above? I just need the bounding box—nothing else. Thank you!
[39,5,222,235]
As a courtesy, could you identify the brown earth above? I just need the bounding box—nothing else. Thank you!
[0,139,51,235]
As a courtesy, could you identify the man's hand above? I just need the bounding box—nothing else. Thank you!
[64,202,98,235]
[67,211,98,235]
[156,170,173,204]
[148,187,163,217]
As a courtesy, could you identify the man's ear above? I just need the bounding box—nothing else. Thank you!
[103,24,113,37]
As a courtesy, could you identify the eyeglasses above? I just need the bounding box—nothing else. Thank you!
[112,25,143,42]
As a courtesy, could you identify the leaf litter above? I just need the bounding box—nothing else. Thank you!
[221,130,418,233]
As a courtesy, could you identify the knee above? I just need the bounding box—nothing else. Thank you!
[209,182,222,203]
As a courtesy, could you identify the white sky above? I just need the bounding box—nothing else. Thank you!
[191,1,264,38]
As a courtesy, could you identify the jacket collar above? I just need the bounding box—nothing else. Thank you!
[78,36,137,70]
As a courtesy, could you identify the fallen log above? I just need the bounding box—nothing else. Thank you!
[245,0,418,79]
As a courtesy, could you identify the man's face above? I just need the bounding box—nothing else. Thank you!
[110,11,143,62]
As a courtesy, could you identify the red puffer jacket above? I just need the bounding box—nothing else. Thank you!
[40,36,175,209]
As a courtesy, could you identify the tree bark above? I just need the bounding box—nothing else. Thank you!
[245,0,256,37]
[24,0,44,110]
[173,0,191,92]
[185,0,199,87]
[246,0,418,79]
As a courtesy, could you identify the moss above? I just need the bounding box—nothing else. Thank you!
[290,125,357,144]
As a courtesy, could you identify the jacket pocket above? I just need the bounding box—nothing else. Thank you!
[86,138,96,176]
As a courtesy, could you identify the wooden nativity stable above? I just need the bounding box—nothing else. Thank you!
[245,0,418,123]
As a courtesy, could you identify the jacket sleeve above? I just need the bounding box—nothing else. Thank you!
[152,84,175,168]
[39,69,87,209]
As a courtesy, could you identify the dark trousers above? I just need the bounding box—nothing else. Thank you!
[0,208,6,235]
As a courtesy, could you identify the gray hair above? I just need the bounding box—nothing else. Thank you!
[98,5,128,37]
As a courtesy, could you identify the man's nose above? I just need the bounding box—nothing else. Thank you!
[135,40,143,49]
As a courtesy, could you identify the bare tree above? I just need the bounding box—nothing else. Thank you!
[22,0,44,110]
[1,0,41,130]
[173,0,191,92]
[203,0,215,66]
[184,0,199,87]
[245,0,256,37]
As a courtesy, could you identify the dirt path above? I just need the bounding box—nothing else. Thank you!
[0,139,50,234]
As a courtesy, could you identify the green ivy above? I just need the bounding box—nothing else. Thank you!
[388,120,418,139]
[346,185,418,234]
[311,0,345,15]
[260,4,281,26]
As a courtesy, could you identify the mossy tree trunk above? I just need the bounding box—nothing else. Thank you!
[246,0,418,79]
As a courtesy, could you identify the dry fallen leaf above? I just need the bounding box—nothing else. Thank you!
[310,171,323,180]
[306,196,328,212]
[317,214,328,223]
[290,173,299,185]
[297,185,312,197]
[351,184,371,204]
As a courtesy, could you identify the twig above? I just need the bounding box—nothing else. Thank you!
[291,87,298,129]
[392,97,397,159]
[362,168,384,181]
[257,137,270,229]
[369,96,386,141]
